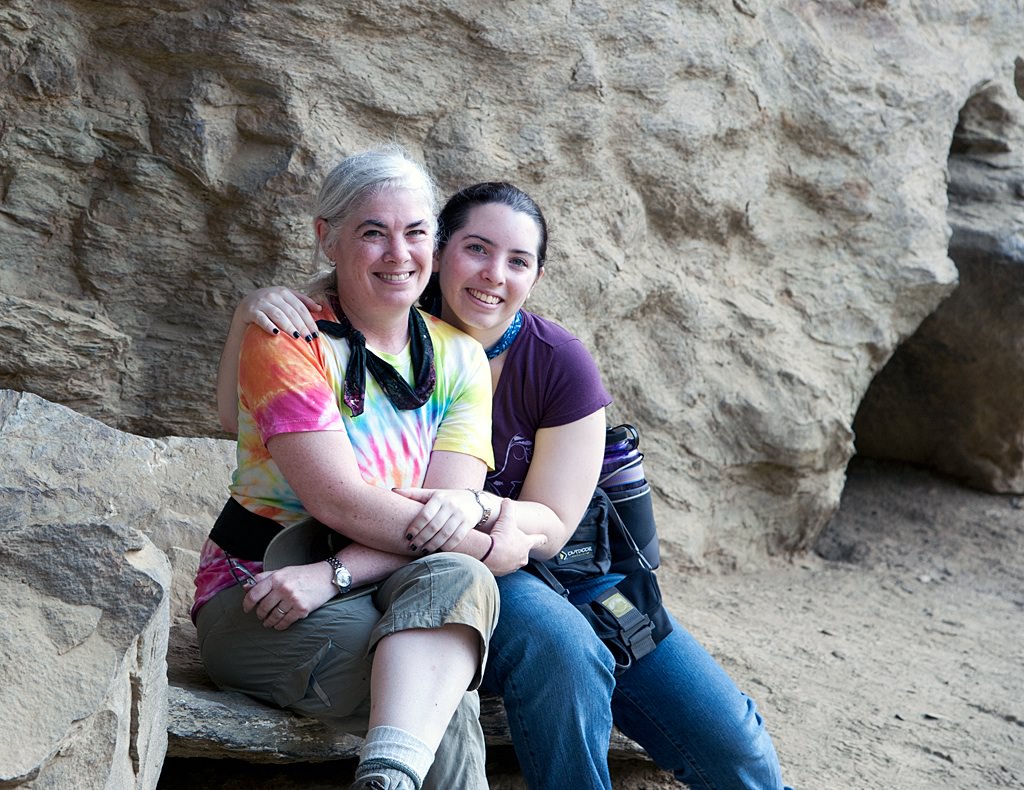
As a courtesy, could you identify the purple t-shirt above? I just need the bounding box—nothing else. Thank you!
[486,311,612,500]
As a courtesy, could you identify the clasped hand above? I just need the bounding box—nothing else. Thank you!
[394,487,487,553]
[394,489,546,575]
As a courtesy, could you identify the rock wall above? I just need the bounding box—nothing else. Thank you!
[2,1,1023,566]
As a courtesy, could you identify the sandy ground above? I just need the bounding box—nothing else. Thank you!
[641,457,1024,790]
[159,457,1024,789]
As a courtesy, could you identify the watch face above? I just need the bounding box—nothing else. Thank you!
[333,565,352,591]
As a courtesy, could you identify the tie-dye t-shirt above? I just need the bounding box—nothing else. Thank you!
[191,304,493,619]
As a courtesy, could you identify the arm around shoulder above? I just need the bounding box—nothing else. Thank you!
[216,287,324,433]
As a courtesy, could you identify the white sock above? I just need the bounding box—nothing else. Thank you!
[356,725,435,790]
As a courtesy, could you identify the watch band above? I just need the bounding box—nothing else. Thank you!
[467,488,491,528]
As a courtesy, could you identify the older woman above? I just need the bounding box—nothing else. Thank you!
[194,149,543,790]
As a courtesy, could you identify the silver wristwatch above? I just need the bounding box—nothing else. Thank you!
[325,556,353,595]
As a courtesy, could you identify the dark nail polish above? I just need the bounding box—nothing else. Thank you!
[409,544,417,551]
[406,533,413,541]
[292,331,301,338]
[304,334,313,342]
[272,328,279,335]
[312,331,319,339]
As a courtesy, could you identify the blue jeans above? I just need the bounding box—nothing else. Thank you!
[481,570,789,789]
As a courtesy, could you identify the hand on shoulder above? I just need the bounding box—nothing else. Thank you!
[238,286,323,340]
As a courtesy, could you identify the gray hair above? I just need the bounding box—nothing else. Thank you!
[306,145,439,297]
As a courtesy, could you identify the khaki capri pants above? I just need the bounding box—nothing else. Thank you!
[196,552,499,732]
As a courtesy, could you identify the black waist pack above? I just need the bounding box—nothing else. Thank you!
[528,423,670,674]
[541,423,661,584]
[528,486,673,676]
[540,489,614,583]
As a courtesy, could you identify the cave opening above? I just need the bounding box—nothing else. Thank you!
[815,65,1024,566]
[847,68,1024,497]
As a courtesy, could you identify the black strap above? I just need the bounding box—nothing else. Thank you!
[525,556,569,596]
[208,497,283,561]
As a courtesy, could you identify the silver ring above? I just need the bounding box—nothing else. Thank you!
[276,606,287,615]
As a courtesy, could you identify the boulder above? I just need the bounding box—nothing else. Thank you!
[0,521,170,789]
[0,389,234,626]
[0,389,220,786]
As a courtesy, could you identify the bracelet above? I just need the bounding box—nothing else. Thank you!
[466,488,491,528]
[480,534,495,563]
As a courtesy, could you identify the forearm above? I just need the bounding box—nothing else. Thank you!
[283,457,493,559]
[502,497,577,559]
[334,502,492,570]
[326,489,494,562]
[216,311,249,433]
[337,543,411,586]
[452,523,495,561]
[316,486,434,554]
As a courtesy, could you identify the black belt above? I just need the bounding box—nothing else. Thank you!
[208,497,283,560]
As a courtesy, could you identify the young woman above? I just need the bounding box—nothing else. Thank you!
[196,151,543,790]
[221,182,790,789]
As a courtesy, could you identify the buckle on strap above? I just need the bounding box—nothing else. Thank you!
[594,587,657,661]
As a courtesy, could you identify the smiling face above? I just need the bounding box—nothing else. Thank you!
[317,187,435,326]
[436,202,545,347]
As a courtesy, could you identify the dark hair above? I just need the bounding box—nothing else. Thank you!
[421,182,549,315]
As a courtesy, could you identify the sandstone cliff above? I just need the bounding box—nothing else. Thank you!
[2,0,1022,566]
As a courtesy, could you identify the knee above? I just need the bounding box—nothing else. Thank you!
[721,696,783,772]
[427,552,497,593]
[421,552,499,615]
[493,598,616,682]
[449,689,481,727]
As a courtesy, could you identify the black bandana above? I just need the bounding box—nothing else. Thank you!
[316,299,436,417]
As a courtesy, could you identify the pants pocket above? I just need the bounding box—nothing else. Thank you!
[271,639,333,709]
